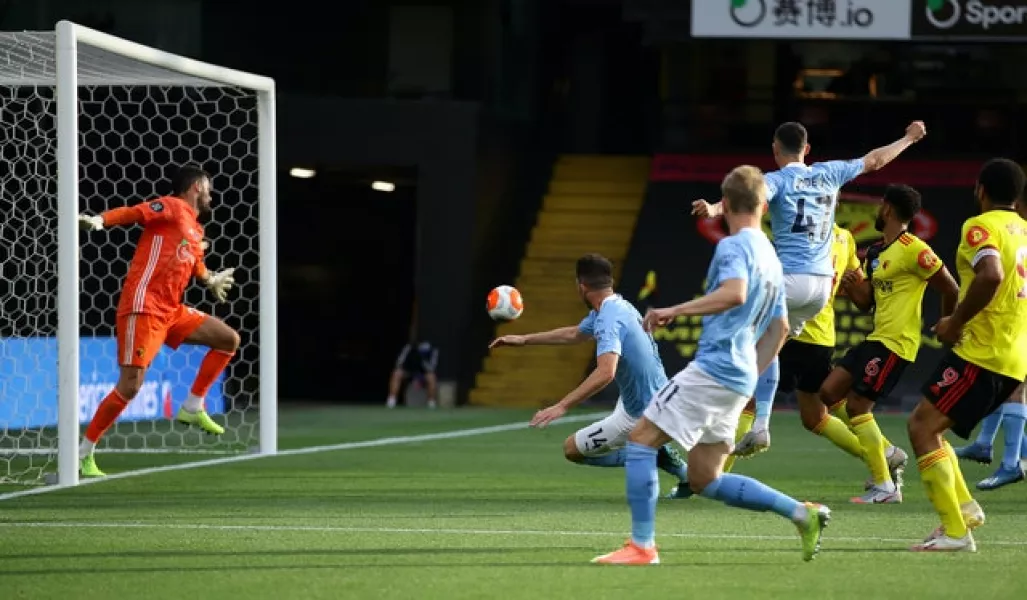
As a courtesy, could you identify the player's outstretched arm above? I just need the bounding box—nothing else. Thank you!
[643,278,746,330]
[489,326,588,348]
[79,202,171,233]
[860,121,926,173]
[927,266,960,318]
[755,316,789,375]
[530,352,618,428]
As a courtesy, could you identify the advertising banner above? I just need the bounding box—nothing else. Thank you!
[692,0,912,39]
[0,337,225,430]
[622,156,981,407]
[911,0,1027,41]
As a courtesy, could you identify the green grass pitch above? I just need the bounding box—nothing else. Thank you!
[1,407,1025,599]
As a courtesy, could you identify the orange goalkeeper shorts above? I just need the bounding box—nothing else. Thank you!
[116,305,209,368]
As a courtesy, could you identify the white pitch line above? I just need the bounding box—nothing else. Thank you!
[1,521,1025,548]
[0,412,606,502]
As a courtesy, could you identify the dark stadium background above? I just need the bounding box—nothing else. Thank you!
[4,0,1024,409]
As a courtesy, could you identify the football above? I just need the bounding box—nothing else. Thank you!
[486,285,524,320]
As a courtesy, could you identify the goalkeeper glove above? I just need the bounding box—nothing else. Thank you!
[203,268,235,303]
[78,214,104,231]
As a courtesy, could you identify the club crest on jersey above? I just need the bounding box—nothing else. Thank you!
[965,226,989,247]
[149,201,164,212]
[881,260,890,271]
[176,240,196,264]
[917,249,938,271]
[870,259,880,270]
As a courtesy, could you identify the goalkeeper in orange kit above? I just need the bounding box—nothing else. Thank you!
[76,165,239,477]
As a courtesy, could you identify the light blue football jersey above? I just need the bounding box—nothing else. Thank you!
[764,159,864,276]
[578,295,668,418]
[694,228,788,397]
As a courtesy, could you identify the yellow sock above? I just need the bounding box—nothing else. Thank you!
[723,411,755,473]
[813,414,865,459]
[918,448,968,538]
[850,413,890,486]
[833,400,894,448]
[943,440,974,505]
[829,400,851,427]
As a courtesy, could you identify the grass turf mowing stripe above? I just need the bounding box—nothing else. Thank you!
[0,411,607,502]
[2,521,1025,547]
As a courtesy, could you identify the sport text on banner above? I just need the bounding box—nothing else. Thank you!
[692,0,912,39]
[912,0,1027,40]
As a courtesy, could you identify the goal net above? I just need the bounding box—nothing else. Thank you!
[0,22,277,490]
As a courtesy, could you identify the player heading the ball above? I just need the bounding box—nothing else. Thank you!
[77,164,240,478]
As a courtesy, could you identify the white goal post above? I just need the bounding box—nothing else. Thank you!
[0,20,277,490]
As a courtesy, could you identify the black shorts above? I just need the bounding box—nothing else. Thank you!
[921,351,1021,439]
[837,340,910,402]
[779,339,834,394]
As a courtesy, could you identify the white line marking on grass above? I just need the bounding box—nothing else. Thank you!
[0,412,606,502]
[2,521,1025,548]
[0,448,240,457]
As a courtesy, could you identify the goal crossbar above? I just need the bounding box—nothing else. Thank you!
[0,20,278,488]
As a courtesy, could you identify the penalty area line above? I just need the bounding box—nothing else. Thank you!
[1,521,1025,548]
[0,412,606,503]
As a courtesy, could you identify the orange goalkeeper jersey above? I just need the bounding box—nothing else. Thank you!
[102,196,208,318]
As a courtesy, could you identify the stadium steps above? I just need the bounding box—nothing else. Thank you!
[469,155,650,408]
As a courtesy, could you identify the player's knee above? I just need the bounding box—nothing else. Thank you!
[116,369,145,400]
[687,469,715,494]
[846,395,872,416]
[222,327,241,352]
[563,436,585,463]
[799,408,822,432]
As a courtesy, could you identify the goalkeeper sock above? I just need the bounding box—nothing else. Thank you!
[851,413,892,489]
[813,414,864,459]
[723,410,755,473]
[81,389,130,454]
[701,473,805,523]
[625,442,659,548]
[918,447,967,538]
[751,358,779,432]
[999,403,1027,470]
[583,449,625,467]
[186,349,234,410]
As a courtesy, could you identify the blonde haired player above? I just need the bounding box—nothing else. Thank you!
[908,158,1027,552]
[593,166,829,566]
[76,165,239,477]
